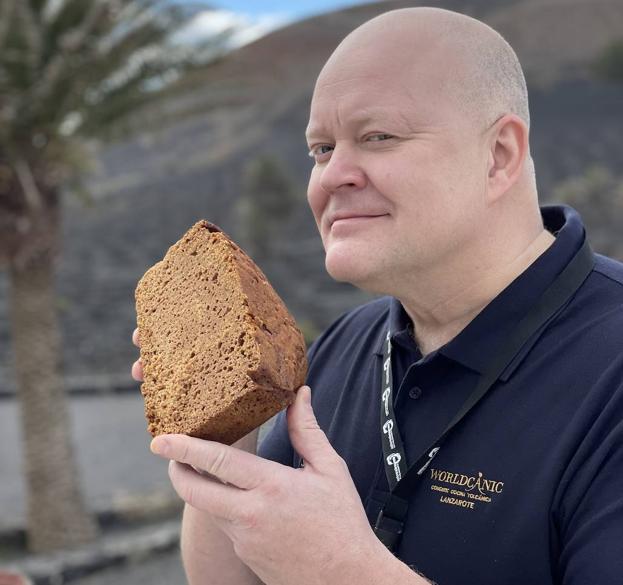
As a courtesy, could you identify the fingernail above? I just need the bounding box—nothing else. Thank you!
[302,386,311,405]
[151,436,169,456]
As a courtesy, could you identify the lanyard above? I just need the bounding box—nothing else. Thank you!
[374,237,595,552]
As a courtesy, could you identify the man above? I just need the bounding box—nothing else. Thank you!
[132,7,623,584]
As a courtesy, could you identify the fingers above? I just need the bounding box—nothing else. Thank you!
[287,386,337,473]
[131,328,143,381]
[131,359,143,381]
[168,461,245,522]
[151,434,280,490]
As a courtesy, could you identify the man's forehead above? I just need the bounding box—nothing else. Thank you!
[310,39,455,105]
[306,68,452,138]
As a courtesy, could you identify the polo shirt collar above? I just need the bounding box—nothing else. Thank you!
[374,204,589,377]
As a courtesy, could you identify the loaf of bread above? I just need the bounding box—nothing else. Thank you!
[135,220,307,445]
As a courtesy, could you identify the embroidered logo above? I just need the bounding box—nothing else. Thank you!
[428,468,505,510]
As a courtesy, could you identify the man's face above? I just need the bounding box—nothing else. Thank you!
[305,48,490,294]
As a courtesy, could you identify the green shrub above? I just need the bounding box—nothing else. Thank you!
[593,39,623,82]
[552,166,623,259]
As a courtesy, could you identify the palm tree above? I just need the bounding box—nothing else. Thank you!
[0,0,230,553]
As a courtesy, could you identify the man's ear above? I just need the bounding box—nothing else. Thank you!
[486,114,529,204]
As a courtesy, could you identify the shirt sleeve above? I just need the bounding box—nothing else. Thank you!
[554,358,623,584]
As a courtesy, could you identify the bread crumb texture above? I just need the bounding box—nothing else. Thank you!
[135,220,308,445]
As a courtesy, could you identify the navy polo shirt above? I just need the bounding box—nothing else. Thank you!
[258,205,623,585]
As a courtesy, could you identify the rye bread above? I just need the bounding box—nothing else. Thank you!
[135,220,307,445]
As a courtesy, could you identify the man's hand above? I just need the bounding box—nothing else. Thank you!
[150,386,395,585]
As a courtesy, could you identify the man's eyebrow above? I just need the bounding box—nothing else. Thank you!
[305,120,338,140]
[305,109,418,142]
[305,126,322,141]
[305,117,374,143]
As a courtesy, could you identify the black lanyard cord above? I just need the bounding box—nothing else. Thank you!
[374,237,595,552]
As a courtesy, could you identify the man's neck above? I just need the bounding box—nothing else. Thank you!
[399,228,556,357]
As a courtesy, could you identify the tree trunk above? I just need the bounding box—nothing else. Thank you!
[7,217,98,553]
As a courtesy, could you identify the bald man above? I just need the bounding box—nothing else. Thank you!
[135,7,623,585]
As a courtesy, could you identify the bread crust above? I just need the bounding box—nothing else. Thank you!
[135,220,307,445]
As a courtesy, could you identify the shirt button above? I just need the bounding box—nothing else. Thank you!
[408,386,423,400]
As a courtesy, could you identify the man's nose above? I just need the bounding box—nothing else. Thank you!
[318,146,366,194]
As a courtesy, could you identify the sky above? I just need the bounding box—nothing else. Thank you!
[210,0,375,20]
[177,0,377,48]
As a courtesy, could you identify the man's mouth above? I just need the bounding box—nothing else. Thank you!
[330,214,388,226]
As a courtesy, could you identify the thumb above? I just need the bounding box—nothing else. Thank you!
[287,386,336,471]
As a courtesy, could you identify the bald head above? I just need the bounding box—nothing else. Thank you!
[317,7,530,131]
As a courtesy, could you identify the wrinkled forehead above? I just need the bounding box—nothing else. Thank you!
[306,46,459,137]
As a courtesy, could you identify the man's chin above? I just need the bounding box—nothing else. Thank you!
[325,258,386,294]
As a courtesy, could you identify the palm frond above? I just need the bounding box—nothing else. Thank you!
[0,0,232,199]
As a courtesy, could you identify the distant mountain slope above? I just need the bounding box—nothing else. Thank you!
[1,0,622,390]
[89,0,623,198]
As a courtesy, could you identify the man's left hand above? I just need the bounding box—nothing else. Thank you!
[150,385,396,585]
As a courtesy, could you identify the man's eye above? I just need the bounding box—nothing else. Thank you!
[308,144,334,160]
[366,133,393,142]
